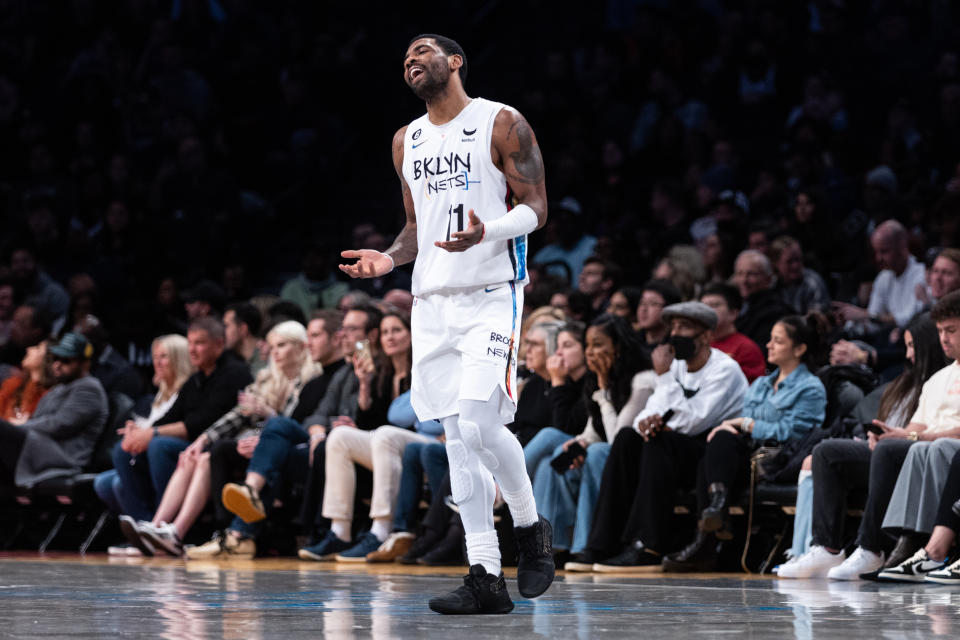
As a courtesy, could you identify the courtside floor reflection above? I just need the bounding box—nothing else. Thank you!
[0,558,957,638]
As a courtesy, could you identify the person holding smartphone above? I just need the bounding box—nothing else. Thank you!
[523,315,654,569]
[663,313,829,572]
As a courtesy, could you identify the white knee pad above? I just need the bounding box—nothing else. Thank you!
[459,418,500,471]
[446,439,474,504]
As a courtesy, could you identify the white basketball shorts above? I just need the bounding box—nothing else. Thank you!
[410,281,522,422]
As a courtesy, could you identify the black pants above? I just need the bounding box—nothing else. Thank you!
[811,438,912,552]
[586,428,706,556]
[935,448,960,533]
[697,429,752,512]
[209,438,249,528]
[0,420,27,485]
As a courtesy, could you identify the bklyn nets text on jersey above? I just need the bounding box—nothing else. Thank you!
[412,152,480,195]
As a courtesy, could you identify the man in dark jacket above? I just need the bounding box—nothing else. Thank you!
[0,332,108,489]
[110,317,251,521]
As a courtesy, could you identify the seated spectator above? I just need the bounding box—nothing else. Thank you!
[0,305,53,367]
[522,316,652,562]
[0,341,52,423]
[512,320,565,446]
[183,311,349,559]
[109,317,251,522]
[664,314,828,571]
[605,285,642,329]
[299,312,436,562]
[700,282,766,382]
[120,321,322,556]
[382,289,414,315]
[76,314,143,400]
[7,244,68,322]
[919,247,960,307]
[733,249,795,358]
[95,334,193,542]
[832,220,926,334]
[779,303,955,579]
[182,280,226,322]
[881,449,960,583]
[652,245,705,301]
[0,333,107,489]
[634,280,682,356]
[577,302,748,571]
[771,235,831,314]
[224,302,267,376]
[578,257,620,316]
[280,246,350,317]
[294,305,383,544]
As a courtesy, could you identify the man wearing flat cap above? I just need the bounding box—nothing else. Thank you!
[0,332,108,490]
[578,301,749,572]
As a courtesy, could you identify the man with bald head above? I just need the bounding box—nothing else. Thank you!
[732,249,794,358]
[832,220,926,331]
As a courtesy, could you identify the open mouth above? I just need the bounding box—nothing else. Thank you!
[409,66,425,82]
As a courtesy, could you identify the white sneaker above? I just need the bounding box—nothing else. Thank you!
[878,548,947,583]
[776,545,845,578]
[827,547,884,581]
[772,554,800,575]
[138,521,184,557]
[107,543,143,557]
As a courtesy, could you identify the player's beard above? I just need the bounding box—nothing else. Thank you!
[410,63,451,102]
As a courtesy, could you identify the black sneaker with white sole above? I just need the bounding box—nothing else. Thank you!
[878,548,946,583]
[428,564,514,615]
[514,515,555,598]
[925,557,960,585]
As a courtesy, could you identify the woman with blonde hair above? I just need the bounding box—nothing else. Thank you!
[99,334,193,554]
[121,321,322,556]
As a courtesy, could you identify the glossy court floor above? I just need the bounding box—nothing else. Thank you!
[0,555,958,638]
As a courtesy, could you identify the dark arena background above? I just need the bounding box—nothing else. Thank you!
[2,1,960,638]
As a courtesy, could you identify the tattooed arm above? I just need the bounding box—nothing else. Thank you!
[435,108,547,253]
[492,107,547,228]
[340,126,418,277]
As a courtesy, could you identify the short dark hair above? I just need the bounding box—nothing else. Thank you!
[931,290,960,323]
[311,309,345,336]
[700,282,742,311]
[351,303,384,334]
[408,34,467,86]
[642,279,682,308]
[266,300,307,327]
[583,256,622,289]
[226,302,262,337]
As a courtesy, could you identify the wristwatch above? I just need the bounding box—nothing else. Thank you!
[908,431,919,442]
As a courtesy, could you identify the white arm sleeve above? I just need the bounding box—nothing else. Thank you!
[482,204,539,243]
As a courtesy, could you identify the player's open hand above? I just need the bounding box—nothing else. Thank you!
[435,209,483,252]
[339,249,394,278]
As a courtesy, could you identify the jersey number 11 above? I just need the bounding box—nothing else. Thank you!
[445,203,464,241]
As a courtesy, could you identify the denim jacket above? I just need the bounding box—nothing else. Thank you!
[743,363,826,442]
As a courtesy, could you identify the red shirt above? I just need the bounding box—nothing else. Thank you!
[712,332,766,383]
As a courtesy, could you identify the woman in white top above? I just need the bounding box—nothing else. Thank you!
[523,314,657,563]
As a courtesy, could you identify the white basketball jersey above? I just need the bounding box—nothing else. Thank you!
[402,98,529,296]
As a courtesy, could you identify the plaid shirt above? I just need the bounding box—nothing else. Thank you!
[203,379,305,443]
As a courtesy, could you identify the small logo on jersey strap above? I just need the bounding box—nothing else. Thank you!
[463,128,476,136]
[412,128,422,140]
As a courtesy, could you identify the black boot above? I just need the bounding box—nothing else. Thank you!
[514,514,555,598]
[418,522,465,566]
[662,529,719,573]
[699,482,730,538]
[428,564,514,615]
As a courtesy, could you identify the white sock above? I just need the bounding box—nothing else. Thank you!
[370,517,391,542]
[501,483,538,528]
[465,530,501,575]
[331,519,351,542]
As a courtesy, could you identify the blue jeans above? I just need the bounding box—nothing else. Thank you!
[528,427,610,552]
[111,435,189,521]
[524,427,570,480]
[788,472,814,558]
[392,441,448,531]
[93,469,122,514]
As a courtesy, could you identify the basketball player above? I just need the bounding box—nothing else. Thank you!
[340,34,553,614]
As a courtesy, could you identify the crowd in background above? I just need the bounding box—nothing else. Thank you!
[2,1,960,581]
